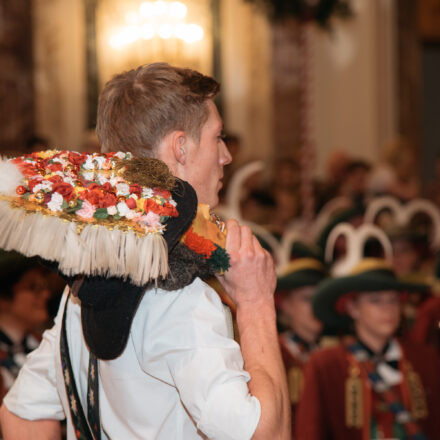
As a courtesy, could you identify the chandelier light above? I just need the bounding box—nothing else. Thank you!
[109,1,204,49]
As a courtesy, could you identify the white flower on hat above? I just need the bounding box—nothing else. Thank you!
[93,156,106,169]
[33,181,53,193]
[116,183,130,196]
[47,192,63,212]
[142,188,154,199]
[117,201,131,217]
[107,205,117,215]
[97,175,109,185]
[82,171,94,181]
[126,210,139,220]
[76,200,96,219]
[115,152,128,159]
[83,157,95,170]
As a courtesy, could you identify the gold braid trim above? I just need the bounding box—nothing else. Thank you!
[349,258,393,276]
[280,258,325,276]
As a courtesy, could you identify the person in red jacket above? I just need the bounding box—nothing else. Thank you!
[276,244,328,436]
[296,258,440,440]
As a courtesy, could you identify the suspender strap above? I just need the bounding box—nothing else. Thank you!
[60,294,101,440]
[87,352,101,440]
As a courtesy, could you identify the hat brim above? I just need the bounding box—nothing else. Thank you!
[277,269,326,291]
[313,271,429,330]
[80,179,198,360]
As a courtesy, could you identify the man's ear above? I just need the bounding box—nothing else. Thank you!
[171,131,187,165]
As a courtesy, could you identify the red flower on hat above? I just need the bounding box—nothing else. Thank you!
[48,175,63,184]
[84,189,104,206]
[28,178,43,191]
[129,184,142,196]
[16,185,27,195]
[153,188,171,198]
[126,197,137,209]
[183,227,216,258]
[144,198,178,217]
[101,182,113,193]
[52,182,75,201]
[16,162,39,178]
[68,151,87,166]
[101,192,117,208]
[47,163,63,172]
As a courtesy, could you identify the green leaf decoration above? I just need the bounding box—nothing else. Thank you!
[94,208,109,219]
[66,200,83,213]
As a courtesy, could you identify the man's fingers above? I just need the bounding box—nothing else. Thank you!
[240,225,254,253]
[225,219,241,253]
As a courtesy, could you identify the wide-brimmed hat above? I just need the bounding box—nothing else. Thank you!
[0,150,230,359]
[277,242,327,291]
[313,258,429,330]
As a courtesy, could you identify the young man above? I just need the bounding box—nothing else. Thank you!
[276,244,327,435]
[0,64,290,439]
[295,258,440,439]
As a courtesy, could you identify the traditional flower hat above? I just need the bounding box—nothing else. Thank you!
[313,221,430,331]
[0,150,230,358]
[312,258,429,330]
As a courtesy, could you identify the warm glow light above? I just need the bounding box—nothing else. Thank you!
[139,2,155,18]
[169,2,187,20]
[109,26,140,49]
[180,24,203,43]
[153,1,167,16]
[140,23,155,39]
[158,23,173,39]
[110,1,203,48]
[125,11,139,24]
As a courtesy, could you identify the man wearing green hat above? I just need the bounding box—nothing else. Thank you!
[276,245,327,437]
[295,258,440,439]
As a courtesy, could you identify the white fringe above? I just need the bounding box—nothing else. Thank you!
[0,200,169,286]
[0,159,22,196]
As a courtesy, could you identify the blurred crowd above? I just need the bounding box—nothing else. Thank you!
[215,134,440,439]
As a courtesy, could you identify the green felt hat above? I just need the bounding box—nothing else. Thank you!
[313,258,429,329]
[277,257,327,291]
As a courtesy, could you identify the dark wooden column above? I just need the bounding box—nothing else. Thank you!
[0,0,34,154]
[397,0,422,155]
[272,18,302,158]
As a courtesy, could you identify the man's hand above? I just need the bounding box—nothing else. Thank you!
[217,219,290,439]
[217,219,276,307]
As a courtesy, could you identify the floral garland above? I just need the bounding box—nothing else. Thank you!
[8,150,178,235]
[180,207,230,273]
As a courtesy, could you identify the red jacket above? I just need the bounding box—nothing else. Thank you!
[295,341,440,440]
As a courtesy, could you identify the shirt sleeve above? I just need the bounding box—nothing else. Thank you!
[131,278,261,440]
[3,291,67,421]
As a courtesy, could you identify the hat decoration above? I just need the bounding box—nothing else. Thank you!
[0,150,229,286]
[364,196,440,249]
[325,222,393,276]
[313,222,429,330]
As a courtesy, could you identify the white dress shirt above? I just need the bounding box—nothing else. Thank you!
[4,277,261,439]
